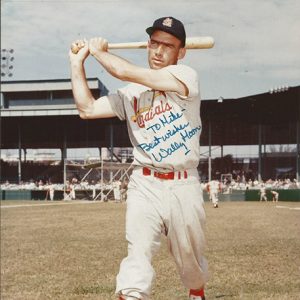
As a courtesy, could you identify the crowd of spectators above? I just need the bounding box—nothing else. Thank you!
[2,177,299,194]
[201,177,300,195]
[0,177,129,201]
[1,178,108,192]
[225,178,299,191]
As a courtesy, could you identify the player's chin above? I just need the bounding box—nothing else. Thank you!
[150,60,166,69]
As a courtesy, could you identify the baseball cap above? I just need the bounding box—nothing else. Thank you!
[146,17,186,47]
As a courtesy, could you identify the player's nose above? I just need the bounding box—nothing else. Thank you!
[154,44,164,56]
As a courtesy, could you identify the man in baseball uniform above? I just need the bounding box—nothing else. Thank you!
[271,190,279,202]
[260,184,267,201]
[69,16,208,300]
[207,180,221,208]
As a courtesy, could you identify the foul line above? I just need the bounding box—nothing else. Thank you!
[0,201,103,209]
[276,205,300,210]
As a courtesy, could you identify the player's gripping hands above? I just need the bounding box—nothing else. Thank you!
[69,39,89,64]
[69,37,108,62]
[88,37,108,56]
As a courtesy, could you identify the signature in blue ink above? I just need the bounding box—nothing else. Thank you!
[152,141,191,162]
[180,125,202,142]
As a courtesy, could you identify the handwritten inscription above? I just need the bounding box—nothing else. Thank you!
[138,122,190,152]
[180,126,201,142]
[137,106,201,162]
[152,142,190,162]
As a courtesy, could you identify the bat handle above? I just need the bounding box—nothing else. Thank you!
[108,42,148,49]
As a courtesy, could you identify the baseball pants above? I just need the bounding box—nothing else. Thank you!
[210,191,218,205]
[116,167,208,300]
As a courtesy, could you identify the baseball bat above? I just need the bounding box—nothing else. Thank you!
[71,36,214,54]
[109,37,214,49]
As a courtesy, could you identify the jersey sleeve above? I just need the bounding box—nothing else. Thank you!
[109,83,149,121]
[107,92,126,121]
[164,64,199,98]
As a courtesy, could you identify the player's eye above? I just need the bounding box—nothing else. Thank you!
[149,39,159,49]
[149,39,176,51]
[165,44,175,50]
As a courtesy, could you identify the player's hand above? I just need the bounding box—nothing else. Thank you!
[69,39,89,63]
[88,37,108,56]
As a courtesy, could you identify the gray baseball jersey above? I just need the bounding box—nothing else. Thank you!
[108,64,202,172]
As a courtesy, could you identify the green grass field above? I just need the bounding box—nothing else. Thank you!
[1,200,300,300]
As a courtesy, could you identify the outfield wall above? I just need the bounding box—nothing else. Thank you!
[245,189,300,201]
[202,190,300,202]
[1,189,300,201]
[203,190,245,201]
[0,189,105,201]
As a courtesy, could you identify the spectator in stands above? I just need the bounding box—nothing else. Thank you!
[292,179,300,189]
[44,182,54,201]
[38,179,44,190]
[64,180,72,200]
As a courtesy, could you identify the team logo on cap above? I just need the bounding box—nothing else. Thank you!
[162,17,173,27]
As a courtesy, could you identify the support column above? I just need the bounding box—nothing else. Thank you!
[109,121,114,181]
[110,121,114,161]
[220,144,223,175]
[0,91,4,108]
[18,123,22,184]
[296,120,300,181]
[100,147,104,202]
[258,123,262,182]
[62,129,67,197]
[208,119,212,182]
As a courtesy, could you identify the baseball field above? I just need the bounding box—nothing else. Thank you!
[1,200,299,300]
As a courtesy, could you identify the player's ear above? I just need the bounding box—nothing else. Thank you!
[178,47,186,60]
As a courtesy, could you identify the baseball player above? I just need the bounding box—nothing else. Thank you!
[69,16,208,300]
[260,184,267,201]
[271,190,279,202]
[206,179,221,208]
[48,182,55,201]
[113,180,122,202]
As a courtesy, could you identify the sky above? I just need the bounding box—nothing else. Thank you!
[1,0,300,100]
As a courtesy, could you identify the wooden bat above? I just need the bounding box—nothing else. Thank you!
[71,36,214,54]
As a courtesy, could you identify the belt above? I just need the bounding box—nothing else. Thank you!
[142,167,188,180]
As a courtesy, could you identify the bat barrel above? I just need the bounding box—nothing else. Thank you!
[185,37,215,49]
[108,36,214,50]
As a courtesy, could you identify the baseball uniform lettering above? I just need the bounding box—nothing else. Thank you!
[136,100,172,128]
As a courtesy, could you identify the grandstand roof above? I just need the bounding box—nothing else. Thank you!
[1,80,299,149]
[1,78,103,92]
[1,78,108,117]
